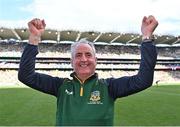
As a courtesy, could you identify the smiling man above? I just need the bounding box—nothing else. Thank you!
[18,15,158,126]
[71,39,97,83]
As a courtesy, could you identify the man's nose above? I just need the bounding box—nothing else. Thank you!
[81,55,87,61]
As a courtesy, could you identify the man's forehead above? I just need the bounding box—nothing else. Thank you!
[75,43,93,50]
[75,49,93,54]
[72,43,96,57]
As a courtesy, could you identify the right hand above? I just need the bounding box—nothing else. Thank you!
[141,15,158,38]
[28,18,46,45]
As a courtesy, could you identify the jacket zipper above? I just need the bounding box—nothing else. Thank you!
[80,86,83,96]
[74,75,84,96]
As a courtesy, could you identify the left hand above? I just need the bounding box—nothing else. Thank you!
[141,15,158,37]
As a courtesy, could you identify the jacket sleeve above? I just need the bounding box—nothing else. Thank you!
[18,44,64,97]
[106,41,157,99]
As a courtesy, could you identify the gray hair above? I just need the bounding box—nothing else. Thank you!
[71,38,96,58]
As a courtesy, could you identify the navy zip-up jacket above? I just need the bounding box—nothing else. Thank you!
[18,41,157,125]
[18,41,157,99]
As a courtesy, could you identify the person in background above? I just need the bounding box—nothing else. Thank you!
[18,15,158,126]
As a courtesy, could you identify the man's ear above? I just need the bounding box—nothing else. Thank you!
[71,58,73,67]
[95,57,97,65]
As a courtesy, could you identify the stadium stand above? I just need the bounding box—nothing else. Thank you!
[0,27,180,45]
[0,27,180,86]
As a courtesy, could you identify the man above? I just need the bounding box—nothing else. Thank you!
[18,15,158,126]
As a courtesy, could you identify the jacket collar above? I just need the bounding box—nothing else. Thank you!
[70,72,98,84]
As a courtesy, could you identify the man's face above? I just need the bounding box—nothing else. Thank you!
[71,43,97,80]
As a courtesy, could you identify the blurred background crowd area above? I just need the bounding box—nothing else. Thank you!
[0,42,180,87]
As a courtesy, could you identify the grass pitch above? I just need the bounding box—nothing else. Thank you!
[0,84,180,126]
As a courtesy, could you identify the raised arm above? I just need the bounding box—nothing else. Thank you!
[18,18,63,96]
[107,15,158,99]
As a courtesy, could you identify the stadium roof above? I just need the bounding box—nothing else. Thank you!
[0,27,180,46]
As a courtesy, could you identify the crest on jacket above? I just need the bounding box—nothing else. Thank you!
[88,91,103,104]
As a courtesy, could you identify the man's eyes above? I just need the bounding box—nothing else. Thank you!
[75,54,81,58]
[86,53,92,57]
[75,53,92,58]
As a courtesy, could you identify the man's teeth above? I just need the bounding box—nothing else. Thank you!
[80,64,88,67]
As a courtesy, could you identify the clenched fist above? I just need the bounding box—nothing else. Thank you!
[141,15,158,40]
[28,18,46,45]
